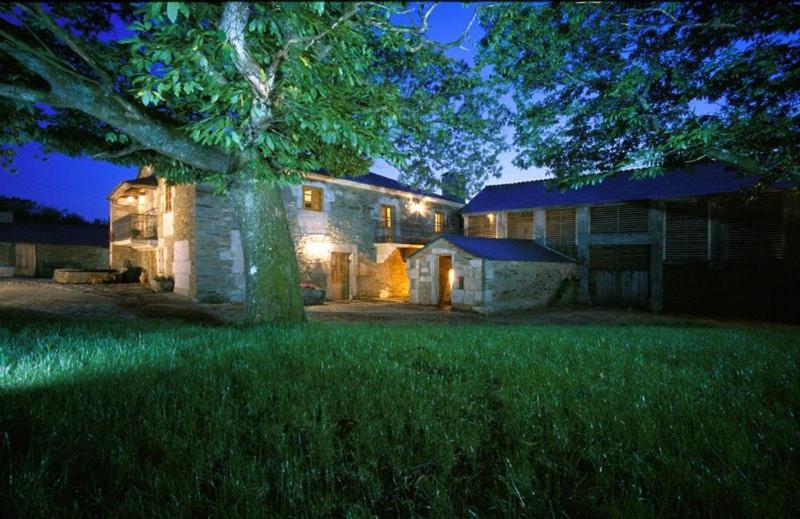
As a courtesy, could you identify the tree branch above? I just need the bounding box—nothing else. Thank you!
[220,2,272,101]
[21,3,115,91]
[0,36,237,174]
[0,83,61,105]
[92,144,148,160]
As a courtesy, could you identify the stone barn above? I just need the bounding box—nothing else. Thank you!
[407,235,577,314]
[0,211,108,278]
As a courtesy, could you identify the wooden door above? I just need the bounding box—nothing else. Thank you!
[438,255,452,305]
[330,252,350,301]
[15,243,36,277]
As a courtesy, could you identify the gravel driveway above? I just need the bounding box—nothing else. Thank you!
[2,277,772,328]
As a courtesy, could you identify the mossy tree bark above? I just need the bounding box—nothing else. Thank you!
[231,177,305,325]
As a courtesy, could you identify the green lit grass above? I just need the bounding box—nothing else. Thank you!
[1,312,799,516]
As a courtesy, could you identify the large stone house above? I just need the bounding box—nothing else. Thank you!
[108,166,462,302]
[409,164,799,319]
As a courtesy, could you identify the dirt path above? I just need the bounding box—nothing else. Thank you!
[3,278,784,328]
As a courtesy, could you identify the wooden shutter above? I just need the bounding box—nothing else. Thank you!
[590,202,649,234]
[665,200,708,262]
[727,192,784,261]
[466,215,496,238]
[506,211,535,240]
[590,245,650,270]
[545,208,576,256]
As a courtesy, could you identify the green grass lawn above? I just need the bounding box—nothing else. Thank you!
[1,312,799,517]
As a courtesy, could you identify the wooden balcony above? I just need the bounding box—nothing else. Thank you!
[111,212,158,249]
[375,218,460,245]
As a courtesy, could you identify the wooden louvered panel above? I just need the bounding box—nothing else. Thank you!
[465,214,496,238]
[590,245,650,270]
[506,211,535,240]
[665,200,708,262]
[590,202,649,234]
[545,208,576,256]
[728,192,784,261]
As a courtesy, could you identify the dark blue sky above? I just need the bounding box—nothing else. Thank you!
[0,3,538,220]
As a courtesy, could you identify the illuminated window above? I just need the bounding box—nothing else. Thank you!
[302,186,323,212]
[434,211,445,233]
[164,185,173,212]
[380,205,394,228]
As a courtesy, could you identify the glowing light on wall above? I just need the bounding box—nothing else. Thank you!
[448,268,455,288]
[304,237,331,260]
[409,199,426,215]
[487,213,495,223]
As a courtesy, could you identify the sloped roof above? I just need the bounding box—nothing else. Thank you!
[0,222,108,247]
[318,171,463,203]
[433,235,573,262]
[462,163,794,214]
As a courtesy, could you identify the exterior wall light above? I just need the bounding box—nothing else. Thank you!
[410,200,425,214]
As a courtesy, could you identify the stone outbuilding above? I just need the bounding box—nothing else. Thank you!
[407,235,577,314]
[0,211,108,278]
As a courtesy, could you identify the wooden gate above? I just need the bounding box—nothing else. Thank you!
[329,252,350,301]
[588,245,650,308]
[15,243,37,277]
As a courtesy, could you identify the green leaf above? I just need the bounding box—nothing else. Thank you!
[166,2,180,23]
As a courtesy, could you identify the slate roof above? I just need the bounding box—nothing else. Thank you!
[0,222,108,247]
[436,235,574,262]
[462,163,794,214]
[317,171,463,204]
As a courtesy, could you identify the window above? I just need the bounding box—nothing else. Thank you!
[380,205,394,228]
[302,186,323,212]
[590,202,649,234]
[434,211,445,233]
[465,214,496,238]
[545,208,576,256]
[506,211,535,240]
[164,185,173,212]
[727,192,784,261]
[665,200,708,262]
[457,276,465,290]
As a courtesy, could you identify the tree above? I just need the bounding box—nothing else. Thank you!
[0,2,505,323]
[478,2,800,187]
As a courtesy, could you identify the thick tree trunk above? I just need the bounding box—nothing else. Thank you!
[231,178,305,324]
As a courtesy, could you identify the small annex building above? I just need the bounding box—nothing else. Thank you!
[407,235,577,314]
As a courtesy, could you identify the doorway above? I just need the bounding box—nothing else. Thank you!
[330,252,351,301]
[15,243,36,277]
[437,255,453,306]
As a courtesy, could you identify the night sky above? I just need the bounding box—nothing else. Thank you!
[0,4,542,221]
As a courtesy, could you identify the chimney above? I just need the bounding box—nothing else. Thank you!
[441,172,465,202]
[0,211,12,224]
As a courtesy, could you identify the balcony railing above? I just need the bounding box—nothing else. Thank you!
[112,212,157,242]
[375,219,461,245]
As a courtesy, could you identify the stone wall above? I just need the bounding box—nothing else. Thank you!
[481,261,577,314]
[358,249,410,299]
[34,244,108,278]
[194,186,244,303]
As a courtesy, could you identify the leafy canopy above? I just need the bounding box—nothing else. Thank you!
[0,2,506,197]
[479,2,800,186]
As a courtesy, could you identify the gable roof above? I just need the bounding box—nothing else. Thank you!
[462,163,795,214]
[420,235,574,262]
[315,171,463,203]
[0,222,108,247]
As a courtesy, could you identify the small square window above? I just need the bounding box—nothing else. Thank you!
[457,276,465,290]
[303,186,323,212]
